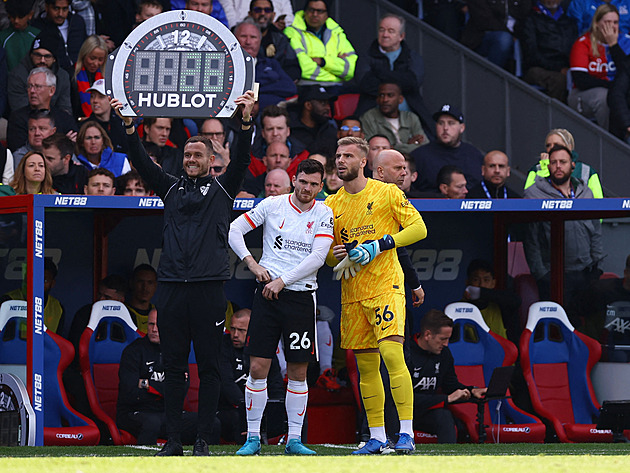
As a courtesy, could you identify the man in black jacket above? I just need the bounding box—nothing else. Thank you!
[42,133,89,194]
[407,310,486,443]
[354,14,434,139]
[116,309,198,445]
[112,90,256,456]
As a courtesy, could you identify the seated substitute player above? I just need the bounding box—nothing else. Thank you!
[228,159,334,456]
[325,137,428,454]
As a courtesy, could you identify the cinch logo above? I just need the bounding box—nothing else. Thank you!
[102,305,122,310]
[588,59,615,73]
[340,227,349,242]
[274,235,283,250]
[54,196,87,206]
[539,306,557,312]
[541,200,573,209]
[461,201,492,210]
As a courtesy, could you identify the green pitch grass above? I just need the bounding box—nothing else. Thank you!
[1,443,629,473]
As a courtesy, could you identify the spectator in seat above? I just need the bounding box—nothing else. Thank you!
[289,85,338,154]
[246,0,300,80]
[75,121,131,177]
[7,66,77,152]
[117,308,198,445]
[9,150,56,195]
[568,3,625,129]
[142,117,183,176]
[184,0,229,27]
[364,134,392,179]
[31,0,87,72]
[518,0,578,101]
[249,105,308,177]
[7,31,72,114]
[116,170,150,196]
[0,0,40,72]
[239,141,291,197]
[360,81,429,155]
[355,14,433,136]
[71,34,108,119]
[337,116,364,140]
[524,128,603,198]
[608,54,630,140]
[42,132,89,194]
[461,0,532,70]
[217,308,284,444]
[13,110,57,167]
[437,165,468,199]
[84,167,116,195]
[284,0,357,85]
[225,0,294,29]
[408,309,486,444]
[134,0,163,27]
[84,78,127,154]
[234,19,297,111]
[411,104,483,195]
[263,168,292,197]
[567,0,630,37]
[401,154,421,198]
[198,118,230,166]
[467,150,521,199]
[125,264,158,335]
[0,257,64,333]
[523,144,604,318]
[463,258,522,344]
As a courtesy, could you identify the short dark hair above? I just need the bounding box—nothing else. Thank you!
[115,170,148,195]
[368,134,391,145]
[87,167,115,183]
[437,164,464,187]
[185,135,214,156]
[297,159,325,181]
[419,309,454,335]
[403,153,416,173]
[28,109,55,128]
[143,117,172,129]
[138,0,163,14]
[132,263,157,279]
[261,105,290,128]
[467,259,494,279]
[100,274,128,293]
[548,143,574,161]
[340,115,362,126]
[42,133,74,158]
[250,0,273,11]
[6,0,35,18]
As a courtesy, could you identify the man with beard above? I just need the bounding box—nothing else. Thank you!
[228,159,333,455]
[325,137,427,454]
[524,144,603,319]
[360,82,428,155]
[289,85,338,153]
[247,0,300,81]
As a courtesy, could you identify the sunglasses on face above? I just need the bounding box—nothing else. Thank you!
[340,125,361,132]
[211,166,225,173]
[252,7,273,13]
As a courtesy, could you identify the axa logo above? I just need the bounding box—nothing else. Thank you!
[306,221,314,234]
[274,235,283,250]
[366,201,374,215]
[340,227,349,242]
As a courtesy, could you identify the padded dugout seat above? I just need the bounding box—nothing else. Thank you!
[445,302,545,443]
[79,301,142,445]
[520,301,625,442]
[0,301,100,445]
[333,93,359,121]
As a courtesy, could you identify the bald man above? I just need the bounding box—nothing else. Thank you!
[373,149,408,190]
[467,150,521,199]
[264,168,292,197]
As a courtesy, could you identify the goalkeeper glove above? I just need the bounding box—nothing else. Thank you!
[348,235,395,265]
[333,255,363,280]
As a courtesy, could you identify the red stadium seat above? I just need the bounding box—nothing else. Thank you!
[445,302,546,443]
[79,301,142,445]
[520,301,629,442]
[333,94,359,121]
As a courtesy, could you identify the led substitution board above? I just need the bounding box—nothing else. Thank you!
[105,10,255,118]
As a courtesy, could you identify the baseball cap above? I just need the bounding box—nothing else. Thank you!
[87,78,107,96]
[299,85,338,103]
[433,104,464,123]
